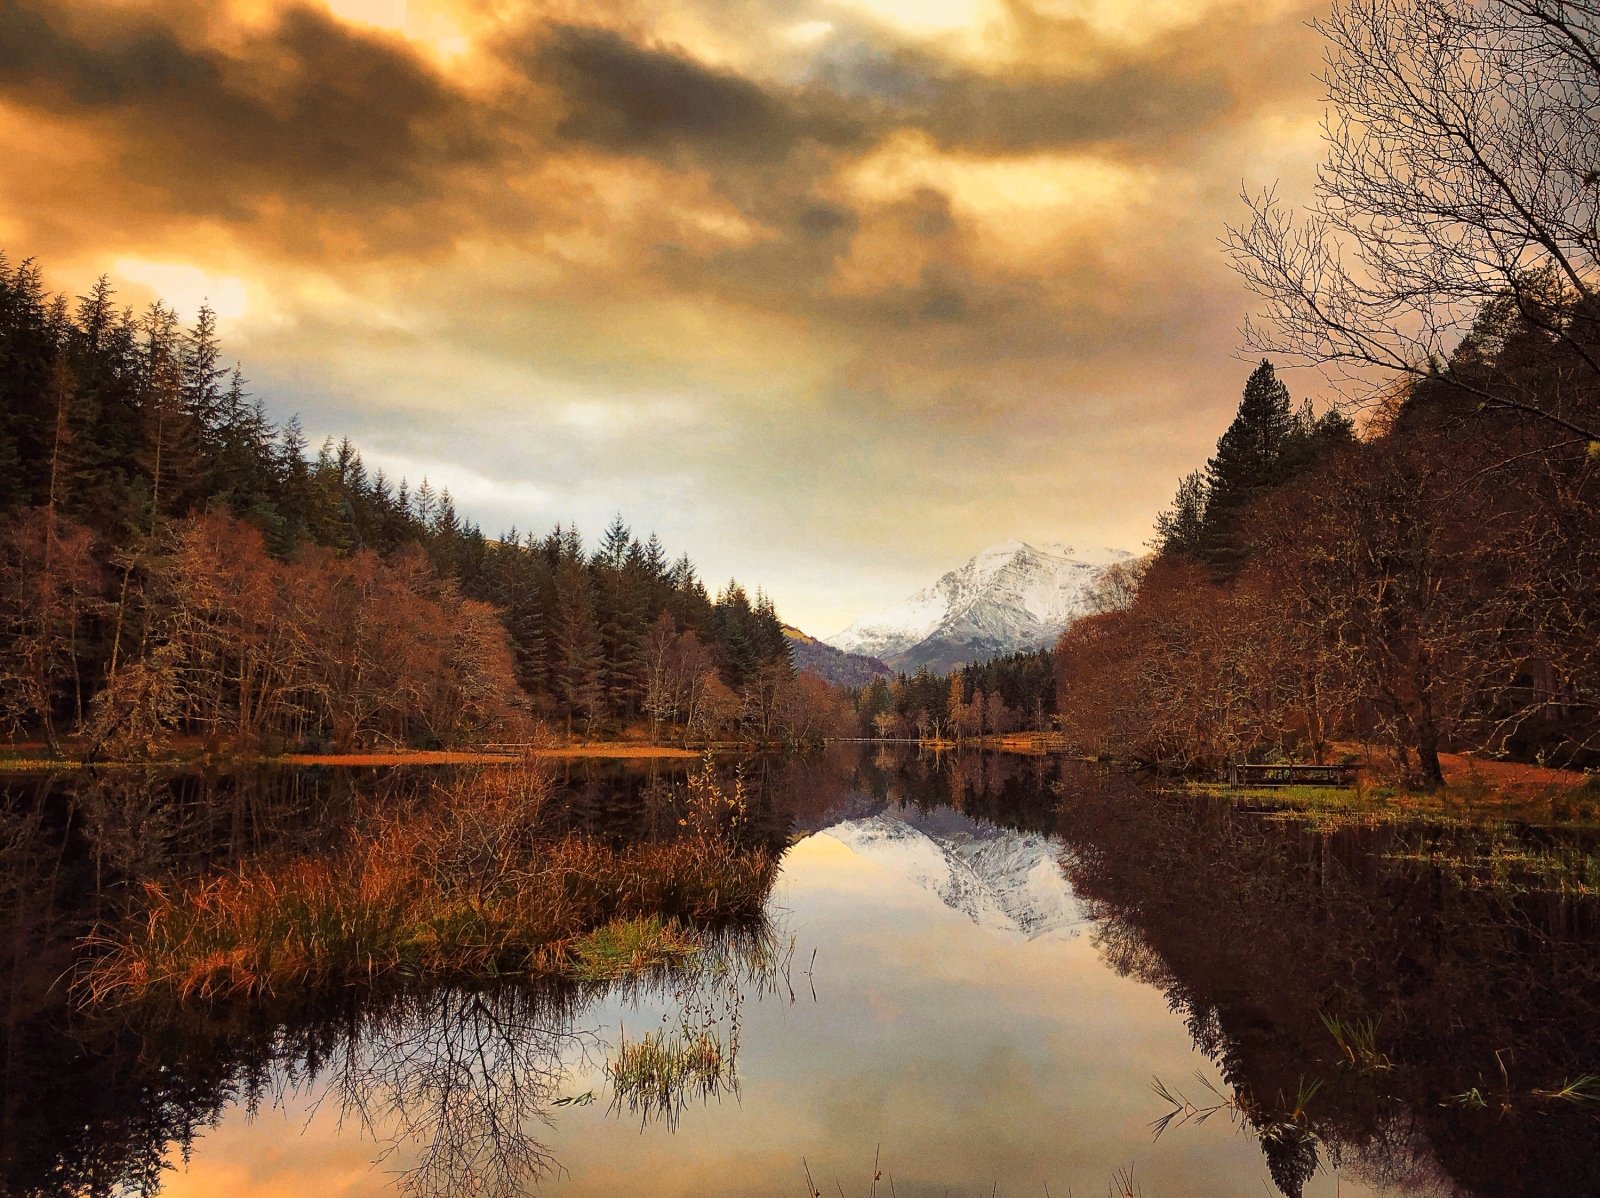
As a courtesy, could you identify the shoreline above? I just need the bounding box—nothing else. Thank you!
[1182,750,1599,830]
[0,741,708,772]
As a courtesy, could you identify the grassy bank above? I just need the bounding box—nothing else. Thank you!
[78,760,774,1005]
[1185,770,1600,896]
[1190,767,1600,829]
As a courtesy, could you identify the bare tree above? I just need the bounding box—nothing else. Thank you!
[1226,0,1600,443]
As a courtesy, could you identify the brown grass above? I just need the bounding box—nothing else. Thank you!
[77,761,775,1006]
[273,744,700,766]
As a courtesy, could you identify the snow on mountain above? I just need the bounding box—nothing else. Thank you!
[818,805,1085,942]
[826,540,1133,672]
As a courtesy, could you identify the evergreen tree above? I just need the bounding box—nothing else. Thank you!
[714,581,760,685]
[1154,470,1208,561]
[1200,359,1295,574]
[177,304,227,504]
[551,559,604,734]
[0,251,809,740]
[594,522,648,716]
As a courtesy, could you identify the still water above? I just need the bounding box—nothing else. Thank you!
[4,749,1599,1197]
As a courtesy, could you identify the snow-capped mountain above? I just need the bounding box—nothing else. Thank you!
[827,540,1133,673]
[817,805,1084,942]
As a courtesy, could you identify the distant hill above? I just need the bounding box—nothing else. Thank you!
[783,625,892,687]
[827,541,1133,673]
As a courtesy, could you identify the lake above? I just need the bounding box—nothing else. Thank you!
[4,748,1598,1196]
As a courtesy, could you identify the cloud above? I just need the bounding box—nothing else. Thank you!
[524,22,868,165]
[0,1,494,247]
[0,0,1332,631]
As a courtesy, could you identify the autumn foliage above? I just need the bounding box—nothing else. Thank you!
[1057,328,1600,784]
[79,760,777,1004]
[0,254,807,755]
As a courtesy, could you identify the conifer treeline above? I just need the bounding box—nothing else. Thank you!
[849,650,1056,739]
[0,255,794,752]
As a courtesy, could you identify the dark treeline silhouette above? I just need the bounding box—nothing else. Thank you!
[1056,321,1600,783]
[0,255,796,753]
[846,649,1055,739]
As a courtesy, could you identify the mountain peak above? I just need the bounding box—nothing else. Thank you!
[826,540,1134,672]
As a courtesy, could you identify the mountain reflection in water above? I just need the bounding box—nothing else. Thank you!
[2,748,1598,1197]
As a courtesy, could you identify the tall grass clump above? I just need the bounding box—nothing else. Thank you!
[78,759,777,1006]
[606,1026,734,1128]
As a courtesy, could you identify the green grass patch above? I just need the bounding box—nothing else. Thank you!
[568,916,700,982]
[1185,778,1600,893]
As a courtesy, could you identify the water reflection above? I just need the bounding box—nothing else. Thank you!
[1053,767,1600,1197]
[2,751,1599,1196]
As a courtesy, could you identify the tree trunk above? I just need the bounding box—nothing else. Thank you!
[1415,722,1445,790]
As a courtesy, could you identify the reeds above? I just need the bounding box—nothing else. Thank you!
[77,761,776,1005]
[606,1026,733,1126]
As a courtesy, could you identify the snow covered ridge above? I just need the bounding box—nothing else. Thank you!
[819,806,1085,942]
[825,540,1134,672]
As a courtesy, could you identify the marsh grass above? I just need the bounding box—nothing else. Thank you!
[606,1026,733,1127]
[1194,771,1600,830]
[1320,1012,1391,1073]
[1385,830,1600,896]
[77,759,776,1005]
[568,915,700,981]
[1186,778,1600,893]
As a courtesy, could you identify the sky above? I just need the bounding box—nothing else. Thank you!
[0,0,1332,635]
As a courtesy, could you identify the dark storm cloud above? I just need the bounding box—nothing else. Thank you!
[806,35,1239,157]
[0,1,1313,259]
[0,1,490,218]
[523,23,869,164]
[522,17,1249,173]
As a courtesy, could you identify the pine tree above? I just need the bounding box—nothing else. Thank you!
[1200,359,1295,574]
[551,560,604,734]
[597,514,631,571]
[1154,470,1208,561]
[714,581,760,685]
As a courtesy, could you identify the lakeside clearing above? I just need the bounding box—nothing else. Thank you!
[1188,750,1600,833]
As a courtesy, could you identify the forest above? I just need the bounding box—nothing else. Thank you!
[0,256,835,756]
[1055,326,1600,785]
[848,649,1057,740]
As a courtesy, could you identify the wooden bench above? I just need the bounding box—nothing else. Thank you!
[1226,762,1361,788]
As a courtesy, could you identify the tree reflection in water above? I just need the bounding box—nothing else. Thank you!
[7,753,1600,1197]
[0,763,791,1198]
[312,984,588,1197]
[4,933,791,1198]
[1054,765,1600,1197]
